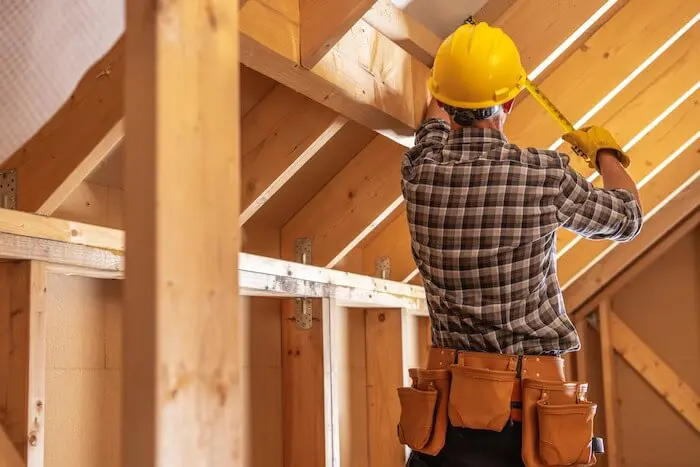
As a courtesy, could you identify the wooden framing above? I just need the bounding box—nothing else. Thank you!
[601,312,700,433]
[122,0,243,465]
[0,40,123,214]
[598,300,619,467]
[0,261,46,467]
[2,1,699,466]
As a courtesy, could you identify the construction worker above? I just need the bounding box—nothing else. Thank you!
[397,22,643,467]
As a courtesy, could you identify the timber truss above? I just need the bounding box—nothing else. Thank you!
[0,0,699,465]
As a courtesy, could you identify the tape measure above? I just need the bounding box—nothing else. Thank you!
[463,16,592,166]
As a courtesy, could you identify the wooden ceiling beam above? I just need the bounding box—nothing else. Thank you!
[281,136,405,269]
[300,0,378,68]
[0,40,123,214]
[362,0,441,67]
[239,0,429,146]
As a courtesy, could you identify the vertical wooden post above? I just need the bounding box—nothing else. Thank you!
[123,0,241,465]
[365,308,404,467]
[0,261,46,467]
[599,301,618,467]
[574,317,588,382]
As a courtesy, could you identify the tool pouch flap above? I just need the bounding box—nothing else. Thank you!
[448,364,516,431]
[537,399,598,466]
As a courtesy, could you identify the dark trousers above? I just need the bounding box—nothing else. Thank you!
[407,422,525,467]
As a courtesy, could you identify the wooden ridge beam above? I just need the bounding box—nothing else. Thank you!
[606,312,700,433]
[300,0,378,68]
[0,40,123,214]
[564,172,700,314]
[239,0,428,146]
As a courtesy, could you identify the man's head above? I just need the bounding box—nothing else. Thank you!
[428,22,525,133]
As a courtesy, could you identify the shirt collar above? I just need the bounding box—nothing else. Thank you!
[446,127,510,148]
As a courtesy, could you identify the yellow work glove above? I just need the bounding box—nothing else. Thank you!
[562,126,630,170]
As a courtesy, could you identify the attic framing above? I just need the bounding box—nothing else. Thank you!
[1,0,699,466]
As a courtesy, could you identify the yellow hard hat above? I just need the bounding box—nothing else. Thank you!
[428,22,526,109]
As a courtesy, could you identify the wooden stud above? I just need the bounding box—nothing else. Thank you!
[598,301,618,467]
[574,318,588,383]
[0,40,123,214]
[365,309,404,467]
[123,0,242,466]
[0,261,46,466]
[300,0,378,68]
[608,312,700,433]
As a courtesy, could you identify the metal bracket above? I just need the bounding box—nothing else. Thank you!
[0,169,17,209]
[375,256,391,280]
[294,238,313,330]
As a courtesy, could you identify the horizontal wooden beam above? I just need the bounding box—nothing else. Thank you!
[0,209,426,309]
[362,0,441,67]
[239,0,428,146]
[300,0,378,68]
[605,312,700,433]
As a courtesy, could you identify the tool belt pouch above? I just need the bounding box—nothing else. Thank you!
[448,364,516,431]
[397,368,450,456]
[522,379,598,467]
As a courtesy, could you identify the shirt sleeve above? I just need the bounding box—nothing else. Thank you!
[555,163,643,242]
[404,118,450,166]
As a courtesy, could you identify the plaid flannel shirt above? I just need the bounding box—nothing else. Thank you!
[401,119,643,355]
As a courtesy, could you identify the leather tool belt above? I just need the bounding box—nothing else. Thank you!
[396,347,604,466]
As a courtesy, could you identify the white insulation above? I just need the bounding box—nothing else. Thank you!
[0,0,124,164]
